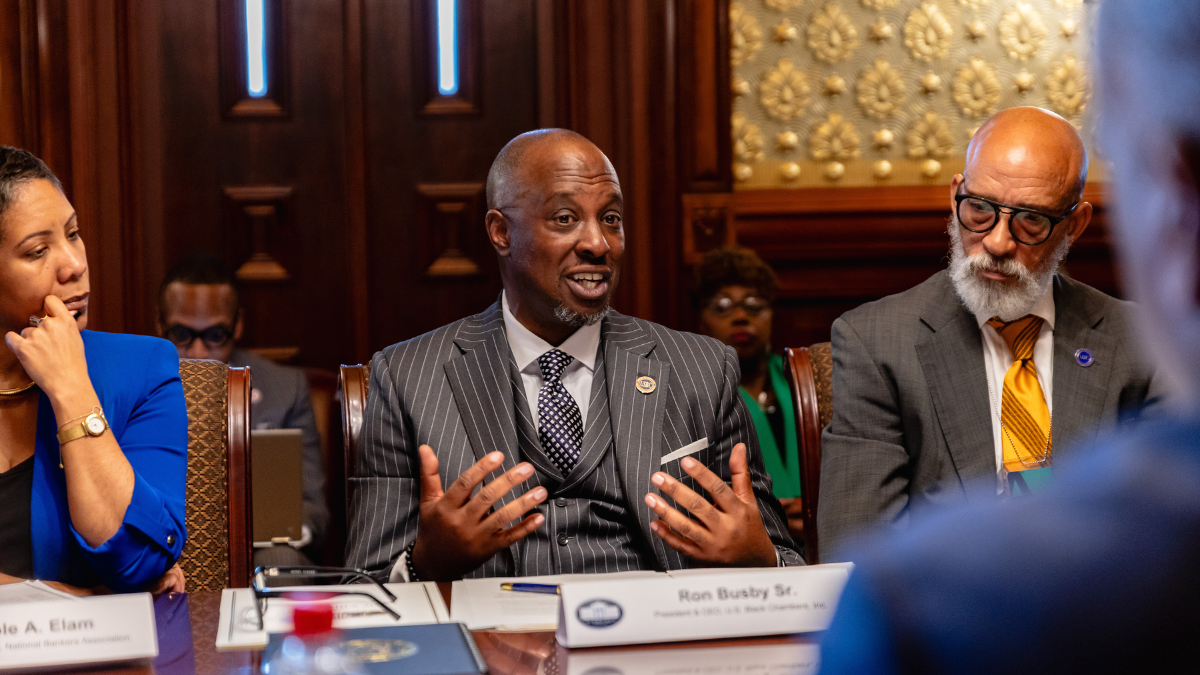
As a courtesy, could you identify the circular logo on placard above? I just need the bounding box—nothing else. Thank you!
[576,599,624,628]
[341,639,419,663]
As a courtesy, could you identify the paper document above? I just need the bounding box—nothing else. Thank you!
[216,582,450,650]
[451,571,661,631]
[0,580,81,605]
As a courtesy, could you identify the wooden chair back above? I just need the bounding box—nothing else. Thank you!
[338,363,372,512]
[783,343,833,564]
[177,360,254,591]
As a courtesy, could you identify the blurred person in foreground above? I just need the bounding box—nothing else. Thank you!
[819,2,1200,672]
[0,146,186,594]
[694,247,804,541]
[346,129,801,582]
[158,254,328,566]
[818,106,1162,562]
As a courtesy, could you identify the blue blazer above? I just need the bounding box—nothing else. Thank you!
[30,331,188,592]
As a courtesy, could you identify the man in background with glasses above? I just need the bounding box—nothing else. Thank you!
[157,254,329,568]
[818,107,1162,562]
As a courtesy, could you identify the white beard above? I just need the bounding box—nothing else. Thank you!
[554,303,609,327]
[947,218,1071,321]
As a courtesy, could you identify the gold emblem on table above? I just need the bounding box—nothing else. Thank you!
[341,638,419,663]
[635,376,657,394]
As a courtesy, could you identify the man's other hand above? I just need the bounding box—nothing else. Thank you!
[645,443,777,567]
[410,446,547,581]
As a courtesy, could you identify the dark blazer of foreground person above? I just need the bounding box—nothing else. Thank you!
[346,299,803,579]
[819,418,1200,674]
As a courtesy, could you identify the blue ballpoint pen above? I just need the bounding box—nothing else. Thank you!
[500,583,561,595]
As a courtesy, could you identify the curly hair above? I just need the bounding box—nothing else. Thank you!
[0,146,63,229]
[693,246,778,308]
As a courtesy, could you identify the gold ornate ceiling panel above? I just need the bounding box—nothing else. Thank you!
[730,0,1101,189]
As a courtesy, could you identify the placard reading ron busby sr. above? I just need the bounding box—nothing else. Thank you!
[556,564,853,648]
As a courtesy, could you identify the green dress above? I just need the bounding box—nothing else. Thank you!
[738,353,801,498]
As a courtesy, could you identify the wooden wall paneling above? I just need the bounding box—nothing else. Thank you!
[360,0,536,349]
[676,0,730,194]
[223,185,295,282]
[412,0,481,115]
[218,0,291,118]
[342,0,371,364]
[416,183,485,278]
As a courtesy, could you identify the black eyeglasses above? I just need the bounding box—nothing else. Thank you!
[251,566,400,631]
[164,323,234,348]
[706,296,770,317]
[954,181,1079,246]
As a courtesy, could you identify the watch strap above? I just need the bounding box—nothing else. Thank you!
[57,422,89,445]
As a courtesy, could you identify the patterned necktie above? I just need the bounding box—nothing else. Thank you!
[537,349,583,475]
[985,315,1052,472]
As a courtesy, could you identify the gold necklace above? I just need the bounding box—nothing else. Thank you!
[0,380,37,396]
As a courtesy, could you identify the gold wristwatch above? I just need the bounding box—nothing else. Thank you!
[57,408,109,445]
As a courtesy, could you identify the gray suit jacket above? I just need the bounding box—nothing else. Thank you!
[229,349,329,545]
[818,271,1161,561]
[345,300,802,579]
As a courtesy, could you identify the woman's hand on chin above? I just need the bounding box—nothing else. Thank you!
[5,295,95,414]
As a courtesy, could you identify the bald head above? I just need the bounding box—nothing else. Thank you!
[966,107,1089,210]
[486,129,618,210]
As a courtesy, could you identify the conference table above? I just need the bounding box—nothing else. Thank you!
[86,585,821,675]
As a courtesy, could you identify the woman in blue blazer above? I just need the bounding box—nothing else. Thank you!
[0,147,187,593]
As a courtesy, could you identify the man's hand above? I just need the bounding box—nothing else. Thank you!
[410,446,547,581]
[645,443,776,567]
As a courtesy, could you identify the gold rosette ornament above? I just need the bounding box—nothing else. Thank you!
[907,111,955,161]
[759,58,812,120]
[857,60,906,120]
[807,4,859,64]
[732,112,766,165]
[959,0,989,8]
[810,112,861,181]
[861,0,898,8]
[904,3,954,63]
[730,3,764,67]
[765,0,805,10]
[998,3,1047,62]
[1046,54,1089,116]
[953,57,1002,118]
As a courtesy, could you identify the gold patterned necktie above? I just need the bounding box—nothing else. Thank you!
[986,315,1051,472]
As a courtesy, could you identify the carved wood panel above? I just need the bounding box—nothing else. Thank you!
[415,183,486,278]
[222,186,295,282]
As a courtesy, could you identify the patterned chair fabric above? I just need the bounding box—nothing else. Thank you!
[178,359,231,593]
[809,342,833,430]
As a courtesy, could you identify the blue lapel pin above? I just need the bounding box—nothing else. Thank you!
[1074,348,1095,367]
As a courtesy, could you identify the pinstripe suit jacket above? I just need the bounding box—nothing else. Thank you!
[345,300,803,579]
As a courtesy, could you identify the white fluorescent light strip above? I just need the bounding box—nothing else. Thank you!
[436,0,459,96]
[246,0,268,97]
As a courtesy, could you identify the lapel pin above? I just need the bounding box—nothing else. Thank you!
[635,376,656,394]
[1074,348,1095,368]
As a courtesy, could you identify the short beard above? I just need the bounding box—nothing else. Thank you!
[554,303,610,328]
[947,217,1071,321]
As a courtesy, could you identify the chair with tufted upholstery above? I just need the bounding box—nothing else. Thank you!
[783,342,832,564]
[177,359,253,592]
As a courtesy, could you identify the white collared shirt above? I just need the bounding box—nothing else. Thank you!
[975,286,1055,480]
[502,291,601,430]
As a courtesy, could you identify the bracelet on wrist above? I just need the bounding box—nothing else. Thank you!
[57,406,103,432]
[404,539,420,582]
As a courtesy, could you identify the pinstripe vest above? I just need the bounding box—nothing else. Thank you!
[503,345,651,576]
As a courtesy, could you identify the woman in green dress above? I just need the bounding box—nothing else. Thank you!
[694,247,803,543]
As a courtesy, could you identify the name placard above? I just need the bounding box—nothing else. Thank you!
[0,593,158,670]
[556,564,852,648]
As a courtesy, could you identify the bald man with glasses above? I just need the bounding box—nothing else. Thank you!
[818,107,1163,562]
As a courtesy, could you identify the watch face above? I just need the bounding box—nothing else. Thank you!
[86,416,106,435]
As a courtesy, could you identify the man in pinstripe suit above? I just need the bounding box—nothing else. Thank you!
[346,129,802,581]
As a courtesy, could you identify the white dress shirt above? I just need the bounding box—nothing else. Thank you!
[975,286,1055,481]
[502,291,601,430]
